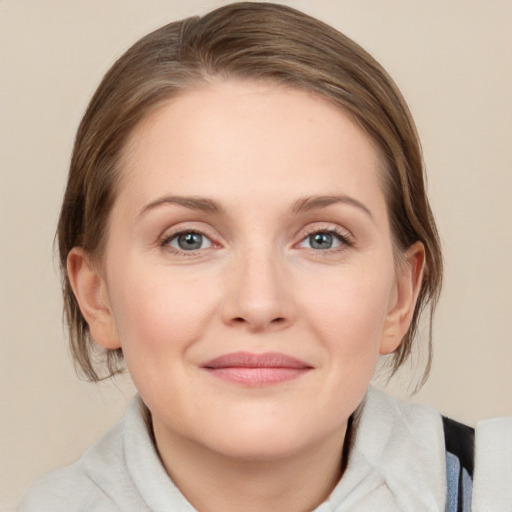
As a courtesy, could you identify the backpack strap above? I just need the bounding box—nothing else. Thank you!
[442,416,475,512]
[443,416,475,476]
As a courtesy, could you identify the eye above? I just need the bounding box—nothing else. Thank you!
[165,231,213,251]
[298,230,348,250]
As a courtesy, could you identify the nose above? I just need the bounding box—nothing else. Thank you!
[221,248,295,332]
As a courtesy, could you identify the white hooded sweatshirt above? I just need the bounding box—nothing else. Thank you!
[16,388,512,511]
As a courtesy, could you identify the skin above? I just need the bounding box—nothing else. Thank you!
[68,80,424,512]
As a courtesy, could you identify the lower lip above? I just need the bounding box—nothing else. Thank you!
[203,367,311,385]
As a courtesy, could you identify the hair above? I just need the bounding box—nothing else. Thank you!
[57,2,442,384]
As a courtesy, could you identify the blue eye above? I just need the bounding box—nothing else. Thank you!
[299,231,345,250]
[166,232,212,251]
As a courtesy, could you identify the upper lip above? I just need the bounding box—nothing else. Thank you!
[201,351,312,369]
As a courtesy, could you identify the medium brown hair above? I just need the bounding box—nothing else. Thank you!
[57,2,442,383]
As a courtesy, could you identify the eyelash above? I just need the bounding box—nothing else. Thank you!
[298,225,355,253]
[159,229,215,255]
[159,225,355,256]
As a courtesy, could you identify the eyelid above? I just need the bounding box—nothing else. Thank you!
[158,223,222,254]
[156,221,354,256]
[295,223,355,250]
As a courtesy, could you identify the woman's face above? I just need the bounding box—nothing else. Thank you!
[73,80,421,462]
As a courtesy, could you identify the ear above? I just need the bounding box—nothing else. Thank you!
[379,241,425,355]
[67,247,121,350]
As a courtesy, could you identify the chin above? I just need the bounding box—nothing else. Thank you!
[196,415,340,462]
[208,434,308,462]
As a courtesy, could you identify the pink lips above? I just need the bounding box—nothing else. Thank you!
[201,351,312,385]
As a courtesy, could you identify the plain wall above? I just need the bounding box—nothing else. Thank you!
[1,0,511,509]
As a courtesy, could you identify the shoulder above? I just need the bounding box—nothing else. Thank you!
[16,460,115,512]
[472,416,512,510]
[16,399,144,512]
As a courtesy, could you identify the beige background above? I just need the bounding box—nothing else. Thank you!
[1,0,511,509]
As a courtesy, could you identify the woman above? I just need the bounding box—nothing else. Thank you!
[17,3,511,511]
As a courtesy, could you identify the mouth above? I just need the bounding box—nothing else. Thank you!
[201,351,313,386]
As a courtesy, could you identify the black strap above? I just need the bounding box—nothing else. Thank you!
[442,416,475,477]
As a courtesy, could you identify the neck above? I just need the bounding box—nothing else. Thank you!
[152,418,348,512]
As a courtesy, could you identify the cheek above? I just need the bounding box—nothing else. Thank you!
[107,263,217,359]
[302,261,395,355]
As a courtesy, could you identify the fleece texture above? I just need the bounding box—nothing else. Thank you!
[17,388,476,511]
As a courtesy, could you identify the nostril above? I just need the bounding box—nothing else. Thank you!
[230,316,286,326]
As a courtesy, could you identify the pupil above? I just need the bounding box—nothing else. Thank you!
[310,232,333,249]
[178,233,202,250]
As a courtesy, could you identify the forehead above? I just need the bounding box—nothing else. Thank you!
[117,79,386,213]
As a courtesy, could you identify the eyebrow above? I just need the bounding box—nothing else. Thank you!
[291,195,374,221]
[138,193,373,221]
[138,196,223,217]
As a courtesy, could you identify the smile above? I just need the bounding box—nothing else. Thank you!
[201,351,313,386]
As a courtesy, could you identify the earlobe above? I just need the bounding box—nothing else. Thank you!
[67,248,121,350]
[380,242,425,355]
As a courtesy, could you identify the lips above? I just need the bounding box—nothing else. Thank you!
[201,351,313,385]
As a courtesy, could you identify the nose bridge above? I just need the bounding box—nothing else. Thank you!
[222,241,293,330]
